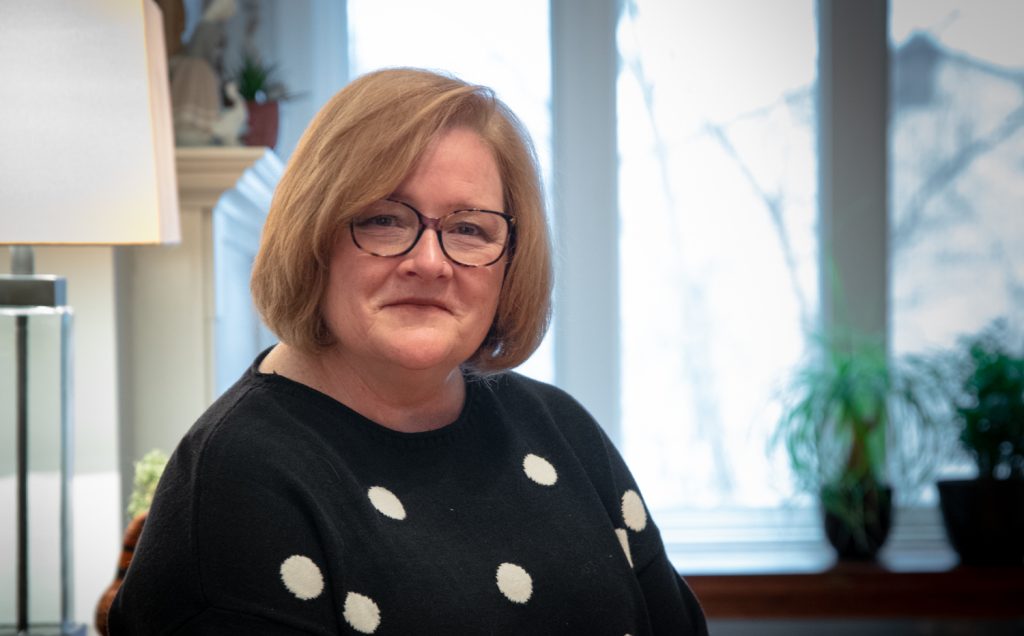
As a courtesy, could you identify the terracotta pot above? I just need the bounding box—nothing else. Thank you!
[938,478,1024,566]
[243,100,279,148]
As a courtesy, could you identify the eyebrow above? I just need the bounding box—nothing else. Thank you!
[385,195,504,214]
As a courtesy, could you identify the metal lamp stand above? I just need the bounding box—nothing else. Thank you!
[1,246,85,636]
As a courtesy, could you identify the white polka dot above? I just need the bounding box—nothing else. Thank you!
[522,453,558,486]
[344,591,381,634]
[279,555,324,600]
[615,528,634,568]
[368,486,406,520]
[622,489,648,532]
[496,562,533,604]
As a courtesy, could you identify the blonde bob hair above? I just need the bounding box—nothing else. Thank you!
[251,68,552,373]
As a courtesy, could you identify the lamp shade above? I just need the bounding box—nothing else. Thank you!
[0,0,180,245]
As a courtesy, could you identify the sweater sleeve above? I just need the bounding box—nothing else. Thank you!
[636,545,709,635]
[109,389,344,635]
[596,425,708,635]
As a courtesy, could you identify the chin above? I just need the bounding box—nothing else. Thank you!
[379,334,473,373]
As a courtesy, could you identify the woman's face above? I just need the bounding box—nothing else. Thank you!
[321,127,507,376]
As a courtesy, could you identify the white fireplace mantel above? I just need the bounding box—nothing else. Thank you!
[175,146,278,205]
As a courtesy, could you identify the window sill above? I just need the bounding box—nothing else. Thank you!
[684,563,1024,619]
[660,505,1023,618]
[660,505,958,574]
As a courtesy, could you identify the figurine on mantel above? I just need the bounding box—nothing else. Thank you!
[210,81,247,145]
[166,0,239,146]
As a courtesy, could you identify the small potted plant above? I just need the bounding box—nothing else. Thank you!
[232,54,291,148]
[937,319,1024,565]
[95,450,169,635]
[775,332,946,560]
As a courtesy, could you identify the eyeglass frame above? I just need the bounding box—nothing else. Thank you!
[349,198,516,268]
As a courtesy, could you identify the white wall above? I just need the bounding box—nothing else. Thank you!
[258,0,348,159]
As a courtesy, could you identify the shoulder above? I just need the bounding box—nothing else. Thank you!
[473,371,594,424]
[471,371,619,480]
[113,366,347,632]
[179,367,337,477]
[142,367,344,558]
[141,370,311,529]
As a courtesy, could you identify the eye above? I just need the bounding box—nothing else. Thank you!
[353,201,416,231]
[450,222,484,237]
[356,214,401,228]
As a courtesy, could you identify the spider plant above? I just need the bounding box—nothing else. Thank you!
[775,331,947,558]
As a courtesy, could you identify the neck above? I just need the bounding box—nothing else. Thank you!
[261,343,466,433]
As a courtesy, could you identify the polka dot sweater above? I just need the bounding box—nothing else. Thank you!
[109,352,707,635]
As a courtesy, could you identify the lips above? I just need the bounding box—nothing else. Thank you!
[384,298,450,312]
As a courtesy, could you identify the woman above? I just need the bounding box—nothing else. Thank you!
[110,68,706,635]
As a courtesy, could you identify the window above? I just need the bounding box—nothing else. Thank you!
[617,0,818,516]
[326,0,1004,572]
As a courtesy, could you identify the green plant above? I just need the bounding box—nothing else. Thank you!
[774,332,947,549]
[127,449,169,518]
[953,320,1024,479]
[232,54,289,103]
[778,335,887,490]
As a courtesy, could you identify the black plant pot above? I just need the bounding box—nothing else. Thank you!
[822,484,893,560]
[937,478,1024,566]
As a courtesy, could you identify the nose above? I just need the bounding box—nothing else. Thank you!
[399,229,453,279]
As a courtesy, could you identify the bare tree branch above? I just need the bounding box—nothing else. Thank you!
[893,103,1024,250]
[703,121,813,332]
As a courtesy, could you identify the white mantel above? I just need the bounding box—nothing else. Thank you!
[175,146,278,205]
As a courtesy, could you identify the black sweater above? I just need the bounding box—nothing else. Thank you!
[110,353,707,635]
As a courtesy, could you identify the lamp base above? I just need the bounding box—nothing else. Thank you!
[2,268,81,636]
[0,625,86,636]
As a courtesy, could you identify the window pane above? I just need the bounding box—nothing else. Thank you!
[617,0,818,511]
[890,1,1024,355]
[347,0,554,382]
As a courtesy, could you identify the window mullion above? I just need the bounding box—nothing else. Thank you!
[551,0,623,443]
[816,0,890,342]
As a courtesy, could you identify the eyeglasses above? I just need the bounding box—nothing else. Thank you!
[350,198,515,267]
